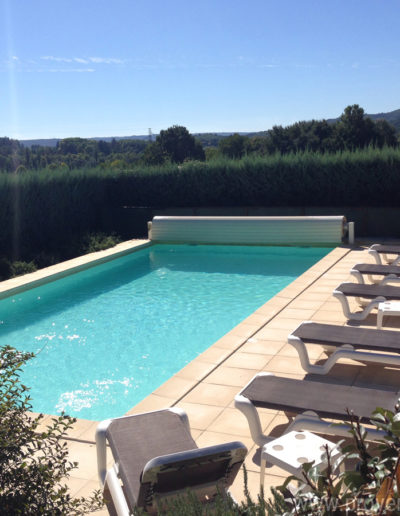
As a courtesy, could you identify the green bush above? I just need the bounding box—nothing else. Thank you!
[0,346,103,515]
[80,232,121,254]
[10,260,37,277]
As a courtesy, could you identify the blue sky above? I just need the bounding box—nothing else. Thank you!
[1,0,399,139]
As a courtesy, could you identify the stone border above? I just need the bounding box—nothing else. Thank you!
[0,239,151,300]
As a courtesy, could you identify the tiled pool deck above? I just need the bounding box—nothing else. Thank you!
[4,240,400,514]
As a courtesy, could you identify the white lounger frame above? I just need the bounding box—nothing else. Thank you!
[96,407,189,516]
[287,321,400,374]
[234,373,385,447]
[369,244,400,266]
[332,288,387,321]
[350,264,400,285]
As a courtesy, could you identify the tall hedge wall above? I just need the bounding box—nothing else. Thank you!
[1,147,399,262]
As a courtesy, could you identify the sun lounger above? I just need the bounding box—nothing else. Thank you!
[350,263,400,284]
[333,282,400,320]
[288,321,400,374]
[234,372,400,446]
[96,408,247,515]
[368,244,400,265]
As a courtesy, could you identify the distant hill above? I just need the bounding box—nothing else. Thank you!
[327,108,400,132]
[19,108,400,148]
[20,135,152,148]
[365,108,400,132]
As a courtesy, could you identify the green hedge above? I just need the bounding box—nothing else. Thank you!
[1,147,400,263]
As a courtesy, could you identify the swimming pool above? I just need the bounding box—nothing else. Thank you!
[0,244,330,420]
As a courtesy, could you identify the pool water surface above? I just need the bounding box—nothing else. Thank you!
[0,244,330,420]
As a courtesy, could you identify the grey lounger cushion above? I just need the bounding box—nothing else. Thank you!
[352,263,400,277]
[291,322,400,354]
[105,410,247,511]
[336,282,400,300]
[240,375,400,423]
[106,410,197,509]
[370,244,400,255]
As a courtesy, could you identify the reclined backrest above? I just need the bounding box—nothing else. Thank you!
[138,442,247,512]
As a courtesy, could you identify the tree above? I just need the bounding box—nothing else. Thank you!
[156,125,205,163]
[142,141,166,165]
[218,133,248,159]
[336,104,375,149]
[0,346,103,514]
[372,119,398,148]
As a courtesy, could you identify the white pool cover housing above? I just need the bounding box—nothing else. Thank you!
[148,216,352,246]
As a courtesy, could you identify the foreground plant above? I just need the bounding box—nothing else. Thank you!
[273,406,400,515]
[0,345,103,515]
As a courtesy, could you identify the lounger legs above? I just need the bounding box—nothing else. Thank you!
[234,394,274,447]
[235,395,387,447]
[369,246,400,266]
[287,335,400,373]
[351,269,400,285]
[286,412,384,442]
[332,291,386,320]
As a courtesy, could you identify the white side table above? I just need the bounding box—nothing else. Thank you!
[377,301,400,329]
[260,430,340,489]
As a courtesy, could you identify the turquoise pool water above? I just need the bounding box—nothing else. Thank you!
[0,244,330,420]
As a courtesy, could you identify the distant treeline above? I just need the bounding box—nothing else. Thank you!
[1,146,400,278]
[0,105,398,172]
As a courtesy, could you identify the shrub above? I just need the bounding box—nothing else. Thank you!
[0,346,103,515]
[10,260,37,277]
[80,232,121,254]
[270,406,400,514]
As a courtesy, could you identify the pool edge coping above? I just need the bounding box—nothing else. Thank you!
[0,239,151,300]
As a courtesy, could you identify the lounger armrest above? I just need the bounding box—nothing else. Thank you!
[105,467,131,516]
[96,418,113,486]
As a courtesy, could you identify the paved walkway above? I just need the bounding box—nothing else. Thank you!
[26,243,400,513]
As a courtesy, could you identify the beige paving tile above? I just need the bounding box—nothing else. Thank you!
[190,428,203,440]
[74,421,99,442]
[256,297,289,311]
[312,309,348,323]
[203,366,260,387]
[175,359,216,381]
[241,338,285,356]
[223,351,273,370]
[229,322,261,339]
[196,345,233,364]
[177,402,224,430]
[195,430,254,452]
[242,312,272,327]
[124,394,174,415]
[255,327,289,341]
[263,355,307,375]
[213,333,246,350]
[229,467,285,504]
[74,478,103,500]
[280,308,316,319]
[278,343,323,360]
[66,441,99,480]
[153,375,198,399]
[207,407,276,438]
[182,382,238,407]
[66,475,94,498]
[263,413,293,438]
